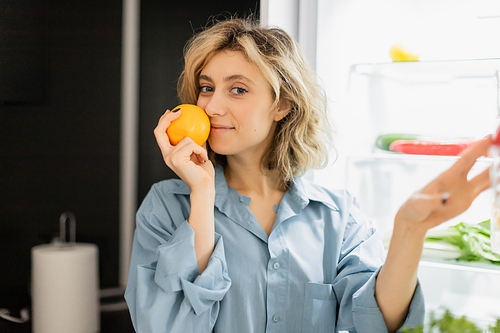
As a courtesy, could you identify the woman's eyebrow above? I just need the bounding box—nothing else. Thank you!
[199,74,213,82]
[199,74,255,85]
[224,74,255,85]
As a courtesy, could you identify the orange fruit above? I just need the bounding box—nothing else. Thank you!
[166,104,210,146]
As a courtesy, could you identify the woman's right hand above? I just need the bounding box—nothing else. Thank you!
[154,109,215,191]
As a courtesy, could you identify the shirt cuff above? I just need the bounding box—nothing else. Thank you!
[352,266,425,333]
[153,220,232,315]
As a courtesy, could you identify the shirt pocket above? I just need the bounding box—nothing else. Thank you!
[301,282,337,333]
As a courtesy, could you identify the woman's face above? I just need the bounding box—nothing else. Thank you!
[197,50,289,161]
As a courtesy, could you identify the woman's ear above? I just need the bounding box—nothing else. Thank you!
[274,99,292,122]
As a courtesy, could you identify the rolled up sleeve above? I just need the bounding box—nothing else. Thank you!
[333,195,425,332]
[352,266,425,333]
[125,183,231,333]
[155,222,230,315]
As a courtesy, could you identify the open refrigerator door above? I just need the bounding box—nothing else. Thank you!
[344,58,500,329]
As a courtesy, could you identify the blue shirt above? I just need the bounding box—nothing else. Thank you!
[125,166,425,333]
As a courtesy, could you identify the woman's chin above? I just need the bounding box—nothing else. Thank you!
[208,140,231,156]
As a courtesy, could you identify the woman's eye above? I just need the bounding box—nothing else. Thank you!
[200,86,213,93]
[231,87,248,95]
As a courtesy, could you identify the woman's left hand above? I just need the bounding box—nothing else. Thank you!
[394,136,492,234]
[377,136,492,332]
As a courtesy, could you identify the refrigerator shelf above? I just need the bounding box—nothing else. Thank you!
[345,153,492,233]
[350,58,500,85]
[420,256,500,274]
[418,257,500,327]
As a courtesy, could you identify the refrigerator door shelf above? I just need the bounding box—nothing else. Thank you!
[345,153,492,234]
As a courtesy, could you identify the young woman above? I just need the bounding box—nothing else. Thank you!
[124,18,491,333]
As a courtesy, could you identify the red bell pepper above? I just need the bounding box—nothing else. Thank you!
[389,139,480,156]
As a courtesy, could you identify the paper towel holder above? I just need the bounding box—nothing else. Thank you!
[59,211,76,244]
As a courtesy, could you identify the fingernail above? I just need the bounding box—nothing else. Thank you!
[442,192,450,205]
[172,107,180,113]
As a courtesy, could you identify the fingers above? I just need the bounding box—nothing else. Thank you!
[198,142,209,163]
[153,109,210,173]
[468,166,491,197]
[154,109,182,150]
[451,136,492,174]
[174,137,209,162]
[163,137,209,174]
[156,109,181,133]
[396,137,493,232]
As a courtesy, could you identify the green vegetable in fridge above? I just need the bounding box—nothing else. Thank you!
[375,134,420,151]
[425,220,500,265]
[401,308,500,332]
[428,310,482,333]
[401,324,424,333]
[490,319,500,333]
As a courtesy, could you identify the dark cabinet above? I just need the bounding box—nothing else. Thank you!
[0,1,258,331]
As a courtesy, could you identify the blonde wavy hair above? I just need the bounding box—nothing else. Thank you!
[177,17,332,188]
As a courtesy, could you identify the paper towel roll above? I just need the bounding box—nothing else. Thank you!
[31,243,100,333]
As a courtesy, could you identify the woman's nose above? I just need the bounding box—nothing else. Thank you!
[203,93,225,117]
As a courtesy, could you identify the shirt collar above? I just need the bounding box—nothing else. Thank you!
[166,165,339,212]
[214,165,229,208]
[293,176,340,212]
[167,179,191,195]
[164,165,235,202]
[164,165,230,199]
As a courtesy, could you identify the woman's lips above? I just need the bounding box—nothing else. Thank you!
[210,125,234,134]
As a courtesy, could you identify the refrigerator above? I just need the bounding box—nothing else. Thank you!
[263,0,500,329]
[343,58,500,329]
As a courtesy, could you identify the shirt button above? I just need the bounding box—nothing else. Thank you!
[272,315,280,323]
[273,262,280,270]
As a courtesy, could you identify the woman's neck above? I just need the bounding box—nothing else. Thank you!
[224,157,284,197]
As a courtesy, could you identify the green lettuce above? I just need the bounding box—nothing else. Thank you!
[425,220,500,265]
[401,308,500,332]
